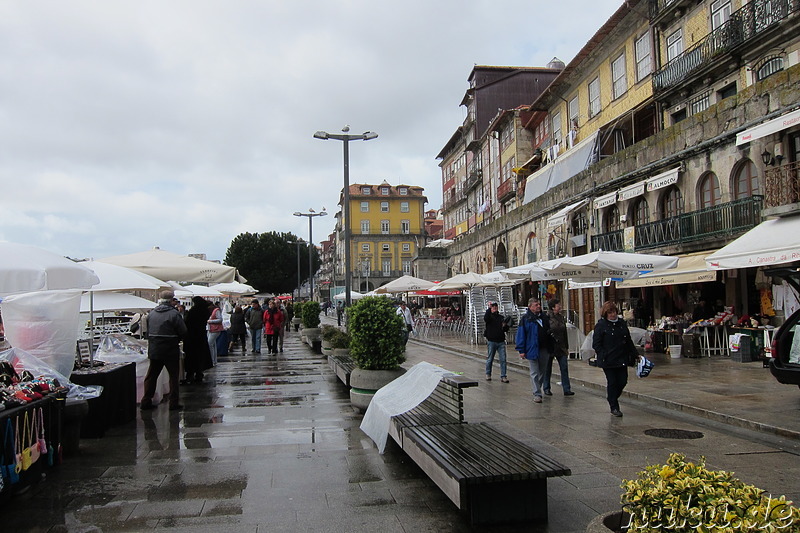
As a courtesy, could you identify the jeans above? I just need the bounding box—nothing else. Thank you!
[249,327,261,353]
[603,366,628,410]
[207,331,220,366]
[485,341,507,378]
[527,350,550,397]
[543,353,572,393]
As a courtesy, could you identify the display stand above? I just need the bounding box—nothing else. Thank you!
[70,362,136,438]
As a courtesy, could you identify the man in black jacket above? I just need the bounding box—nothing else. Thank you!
[141,290,188,411]
[484,302,510,383]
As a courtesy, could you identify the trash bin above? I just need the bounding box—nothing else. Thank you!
[682,333,700,358]
[669,345,682,358]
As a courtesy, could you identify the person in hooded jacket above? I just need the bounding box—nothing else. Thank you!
[141,291,187,411]
[592,300,638,417]
[515,297,552,403]
[263,299,281,355]
[244,299,264,353]
[183,296,214,384]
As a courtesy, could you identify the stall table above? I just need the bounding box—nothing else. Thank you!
[70,362,136,438]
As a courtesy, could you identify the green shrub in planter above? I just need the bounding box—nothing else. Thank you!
[293,302,304,319]
[321,325,338,342]
[301,301,321,329]
[330,329,350,350]
[347,296,405,370]
[621,453,799,532]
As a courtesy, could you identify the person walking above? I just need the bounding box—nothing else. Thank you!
[263,300,281,355]
[183,296,213,384]
[275,300,287,352]
[336,300,344,327]
[483,302,510,383]
[592,301,638,417]
[228,305,247,352]
[244,299,263,353]
[396,301,414,348]
[515,297,552,403]
[207,301,224,366]
[544,299,575,396]
[140,290,187,411]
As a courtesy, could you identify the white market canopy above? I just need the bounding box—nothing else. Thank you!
[174,285,224,298]
[537,250,679,281]
[706,216,800,270]
[80,292,157,313]
[98,248,240,284]
[0,241,100,297]
[81,261,167,292]
[436,272,515,290]
[209,281,257,295]
[333,290,366,301]
[374,275,436,294]
[616,251,716,288]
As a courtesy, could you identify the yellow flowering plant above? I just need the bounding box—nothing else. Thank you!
[621,453,799,532]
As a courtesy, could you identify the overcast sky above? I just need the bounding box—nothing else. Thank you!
[0,0,622,262]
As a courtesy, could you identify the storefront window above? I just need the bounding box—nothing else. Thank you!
[605,205,621,232]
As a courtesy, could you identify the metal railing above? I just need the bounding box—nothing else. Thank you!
[497,179,516,202]
[765,161,800,208]
[653,0,799,93]
[591,196,763,251]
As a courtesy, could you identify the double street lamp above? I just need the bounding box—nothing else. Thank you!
[313,126,378,307]
[293,208,327,300]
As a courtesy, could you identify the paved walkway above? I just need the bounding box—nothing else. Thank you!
[1,319,798,532]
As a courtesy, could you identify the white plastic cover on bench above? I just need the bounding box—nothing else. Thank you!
[361,361,455,453]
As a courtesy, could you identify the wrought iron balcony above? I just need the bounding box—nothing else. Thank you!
[765,161,800,209]
[464,167,482,192]
[497,179,516,203]
[652,0,799,94]
[591,196,763,252]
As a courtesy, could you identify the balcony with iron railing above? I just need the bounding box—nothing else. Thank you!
[442,187,467,211]
[652,0,799,94]
[464,167,482,192]
[764,161,800,215]
[591,195,763,252]
[649,0,692,22]
[497,179,516,202]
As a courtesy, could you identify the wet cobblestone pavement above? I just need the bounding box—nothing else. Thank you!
[2,321,799,532]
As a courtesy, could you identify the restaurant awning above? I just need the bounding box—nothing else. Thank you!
[616,251,717,288]
[547,199,588,228]
[706,216,800,270]
[736,108,800,146]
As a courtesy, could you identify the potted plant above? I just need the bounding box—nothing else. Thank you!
[330,329,351,357]
[291,302,303,331]
[321,325,338,357]
[301,301,322,351]
[346,296,406,410]
[589,453,800,532]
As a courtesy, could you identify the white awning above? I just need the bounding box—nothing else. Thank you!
[618,180,646,202]
[547,199,588,228]
[646,167,680,191]
[522,164,554,204]
[706,217,800,270]
[616,251,717,288]
[736,108,800,146]
[523,132,599,205]
[594,191,617,210]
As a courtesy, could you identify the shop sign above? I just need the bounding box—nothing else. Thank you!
[594,191,617,210]
[619,181,646,201]
[646,167,680,191]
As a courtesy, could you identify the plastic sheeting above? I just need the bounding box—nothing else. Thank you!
[0,347,102,400]
[580,327,648,359]
[95,334,170,403]
[2,289,83,378]
[360,361,456,454]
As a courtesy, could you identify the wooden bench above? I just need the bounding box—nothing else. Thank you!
[385,373,571,526]
[328,353,356,387]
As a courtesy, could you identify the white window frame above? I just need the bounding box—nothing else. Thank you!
[400,201,409,213]
[361,187,371,195]
[635,32,652,82]
[382,243,390,252]
[380,201,389,212]
[381,187,390,195]
[711,0,731,30]
[611,52,627,99]
[401,220,410,234]
[381,219,390,234]
[360,220,370,234]
[568,96,579,127]
[360,201,369,213]
[667,29,683,62]
[399,187,408,195]
[552,111,562,147]
[361,243,370,252]
[402,243,411,252]
[382,260,391,276]
[588,77,600,118]
[402,259,411,275]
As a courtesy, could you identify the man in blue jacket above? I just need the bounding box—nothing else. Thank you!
[515,297,552,403]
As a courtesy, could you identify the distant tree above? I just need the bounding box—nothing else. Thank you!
[224,232,319,295]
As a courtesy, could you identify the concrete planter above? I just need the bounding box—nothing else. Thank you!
[304,328,322,353]
[332,348,350,357]
[586,511,630,533]
[321,339,333,357]
[349,367,406,411]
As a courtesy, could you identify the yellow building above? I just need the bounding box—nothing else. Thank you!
[339,181,427,292]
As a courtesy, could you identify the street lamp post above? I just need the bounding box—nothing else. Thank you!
[293,209,327,301]
[314,126,378,307]
[295,238,304,299]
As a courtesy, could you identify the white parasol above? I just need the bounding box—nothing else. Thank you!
[374,275,435,294]
[0,241,100,297]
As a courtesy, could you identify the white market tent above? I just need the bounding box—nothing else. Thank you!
[0,241,100,297]
[209,281,257,296]
[80,292,157,313]
[81,261,167,292]
[98,247,240,284]
[333,290,366,301]
[706,216,800,270]
[174,285,224,298]
[374,275,436,294]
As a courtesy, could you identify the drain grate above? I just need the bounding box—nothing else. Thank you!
[644,428,704,439]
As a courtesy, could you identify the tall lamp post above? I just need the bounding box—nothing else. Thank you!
[293,208,327,301]
[295,238,304,299]
[314,126,378,307]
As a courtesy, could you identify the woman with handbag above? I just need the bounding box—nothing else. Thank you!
[592,301,639,417]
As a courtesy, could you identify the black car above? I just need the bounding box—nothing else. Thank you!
[767,267,800,388]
